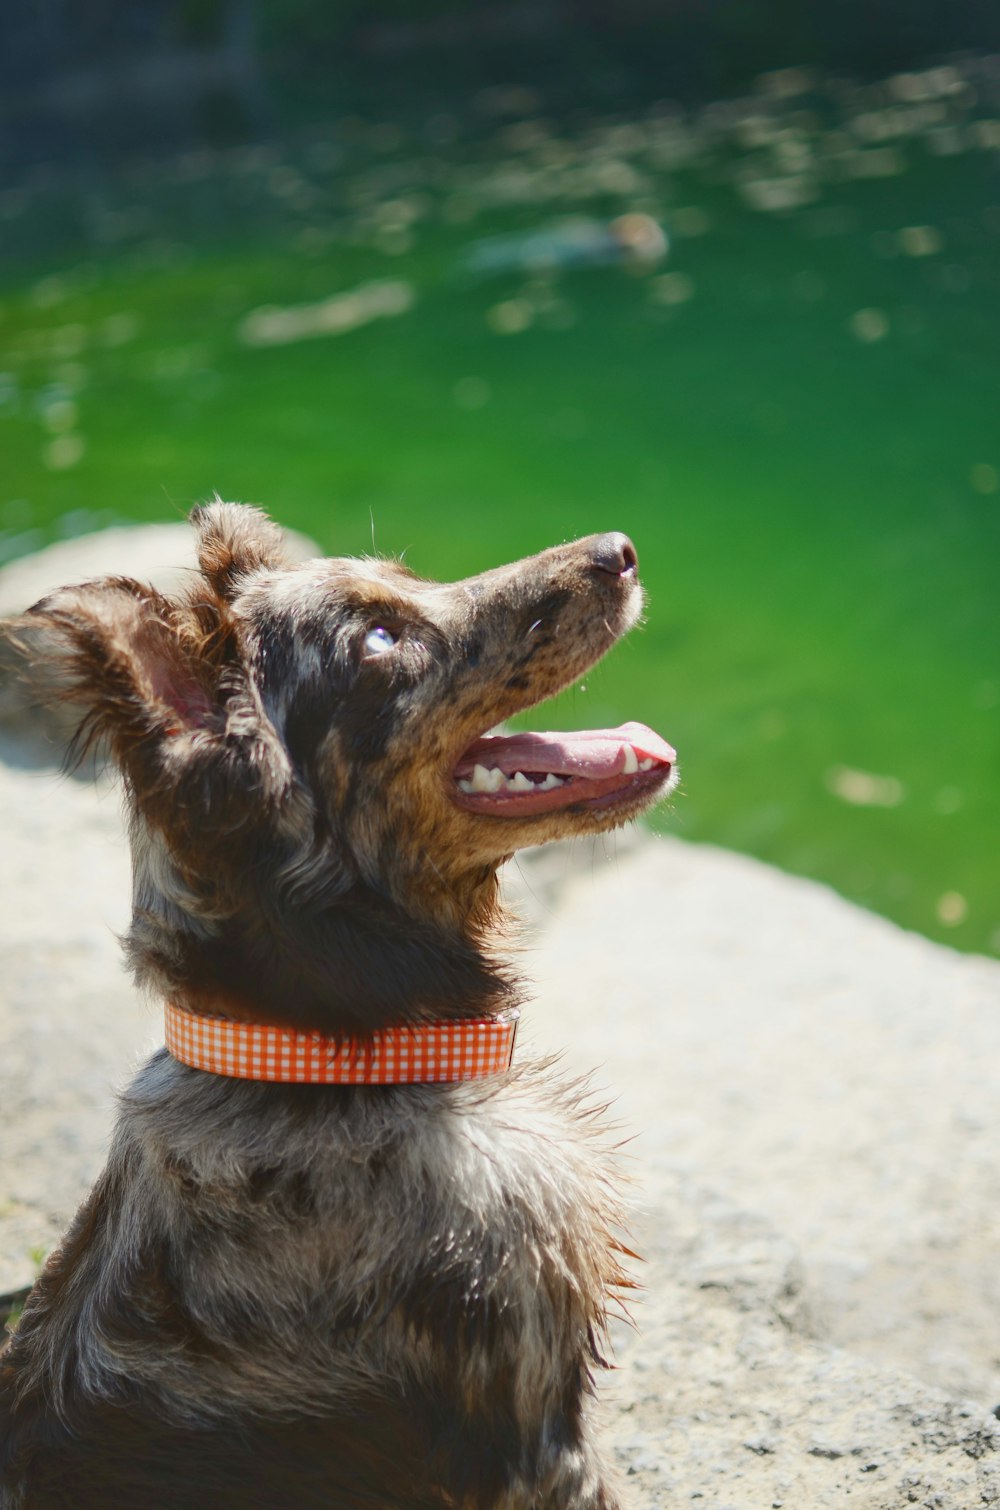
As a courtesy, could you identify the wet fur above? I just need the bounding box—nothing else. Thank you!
[0,505,653,1509]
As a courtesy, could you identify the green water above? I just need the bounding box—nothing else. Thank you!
[1,67,997,955]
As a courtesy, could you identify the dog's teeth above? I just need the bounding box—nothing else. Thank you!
[469,765,507,793]
[621,745,639,775]
[470,763,492,792]
[638,757,655,772]
[468,765,569,795]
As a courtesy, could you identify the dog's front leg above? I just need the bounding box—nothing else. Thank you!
[536,1430,625,1510]
[429,1393,624,1510]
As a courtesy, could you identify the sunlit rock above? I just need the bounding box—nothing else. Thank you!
[650,271,694,305]
[42,434,86,471]
[970,463,998,495]
[739,174,818,211]
[462,214,666,277]
[849,307,889,343]
[486,298,533,334]
[826,766,904,807]
[238,280,415,347]
[898,224,943,256]
[937,891,968,926]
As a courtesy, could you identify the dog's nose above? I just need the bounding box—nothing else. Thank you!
[589,533,638,578]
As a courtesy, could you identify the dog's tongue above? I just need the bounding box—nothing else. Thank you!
[455,721,675,780]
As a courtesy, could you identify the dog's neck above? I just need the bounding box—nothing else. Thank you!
[389,858,510,938]
[128,861,521,1039]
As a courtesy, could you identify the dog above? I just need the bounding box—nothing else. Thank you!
[0,504,677,1508]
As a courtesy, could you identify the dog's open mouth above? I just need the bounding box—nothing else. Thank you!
[451,721,677,817]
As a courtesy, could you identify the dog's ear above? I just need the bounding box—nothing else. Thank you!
[6,576,297,834]
[192,500,290,601]
[7,577,216,755]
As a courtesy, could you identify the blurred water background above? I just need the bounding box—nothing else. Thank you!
[1,2,998,957]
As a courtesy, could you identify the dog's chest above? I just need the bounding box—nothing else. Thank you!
[111,1053,627,1431]
[310,1068,619,1309]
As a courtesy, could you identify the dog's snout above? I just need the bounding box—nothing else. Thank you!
[588,533,638,578]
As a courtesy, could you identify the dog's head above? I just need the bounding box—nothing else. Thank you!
[5,503,676,1033]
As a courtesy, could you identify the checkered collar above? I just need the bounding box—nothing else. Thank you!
[164,1001,520,1084]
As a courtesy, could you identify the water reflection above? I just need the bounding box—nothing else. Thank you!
[0,50,997,952]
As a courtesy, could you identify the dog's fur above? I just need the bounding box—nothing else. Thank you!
[0,505,672,1509]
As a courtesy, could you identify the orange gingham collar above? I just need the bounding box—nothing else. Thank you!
[164,1000,520,1085]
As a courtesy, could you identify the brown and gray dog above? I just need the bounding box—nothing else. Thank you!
[0,504,677,1509]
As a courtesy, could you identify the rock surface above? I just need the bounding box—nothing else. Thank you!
[2,525,1000,1508]
[506,836,1000,1507]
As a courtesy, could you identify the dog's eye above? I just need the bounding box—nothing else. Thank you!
[363,626,397,657]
